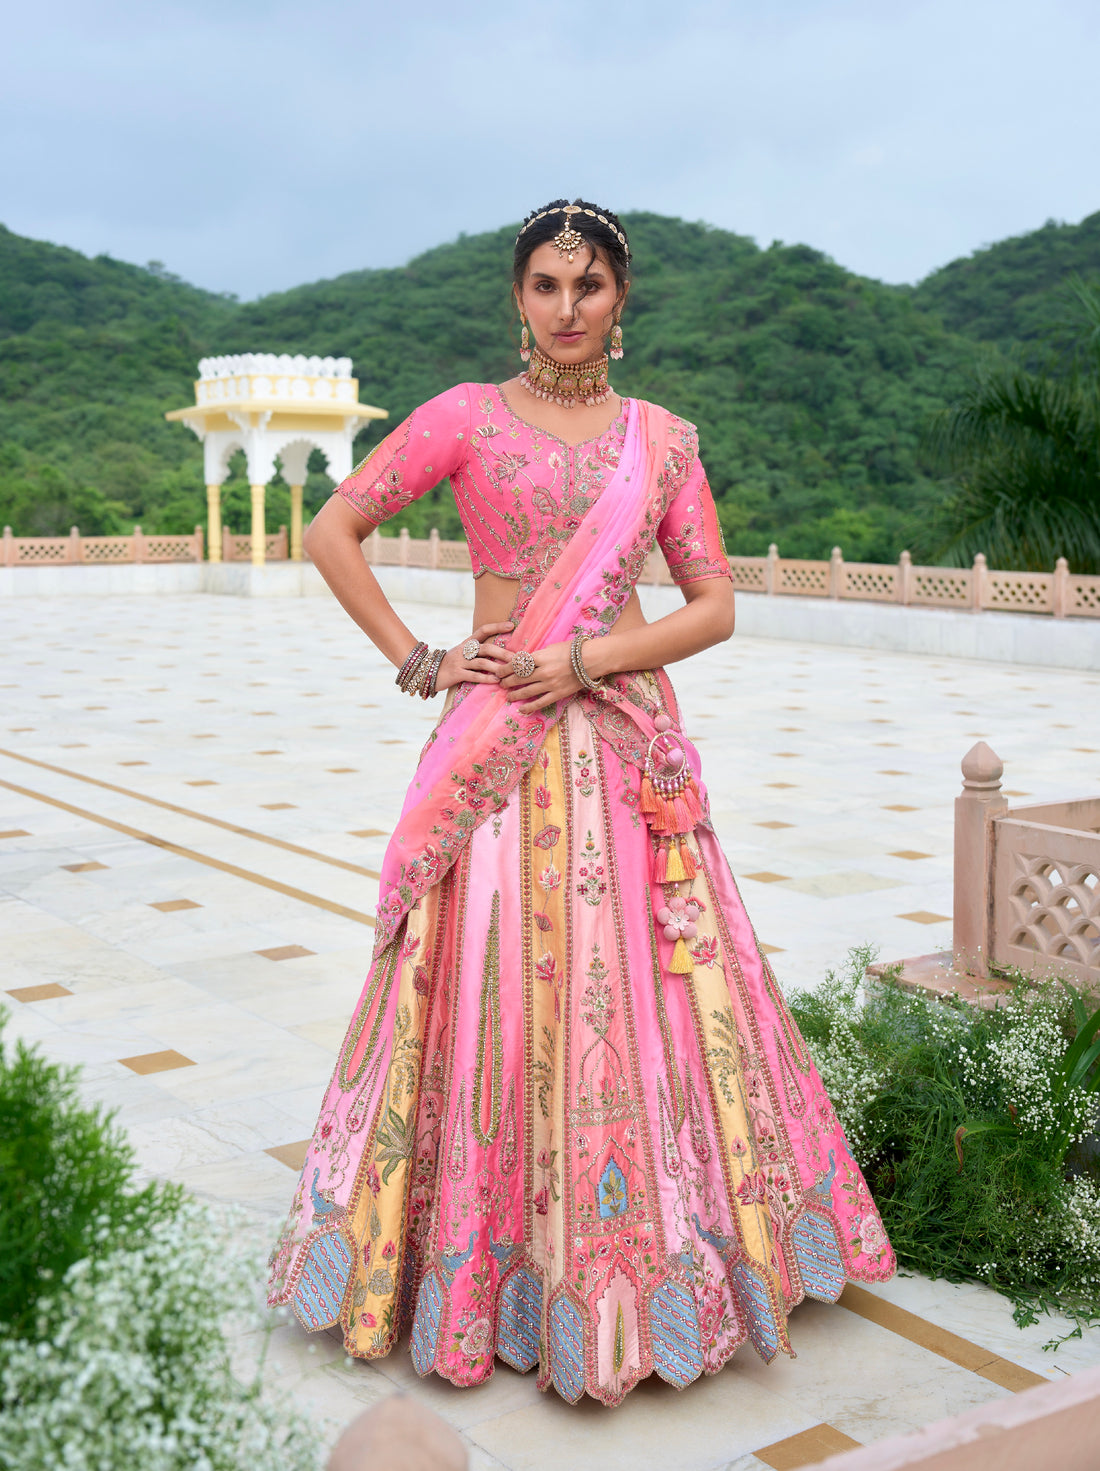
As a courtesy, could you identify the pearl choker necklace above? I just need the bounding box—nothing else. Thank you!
[520,346,612,408]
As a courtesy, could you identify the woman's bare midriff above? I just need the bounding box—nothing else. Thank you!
[472,570,649,638]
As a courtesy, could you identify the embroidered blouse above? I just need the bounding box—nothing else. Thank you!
[335,382,731,586]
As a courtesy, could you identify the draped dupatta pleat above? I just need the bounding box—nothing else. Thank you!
[373,398,706,951]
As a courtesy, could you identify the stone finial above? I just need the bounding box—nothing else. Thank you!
[327,1394,467,1471]
[829,546,843,598]
[1054,556,1070,618]
[961,740,1003,790]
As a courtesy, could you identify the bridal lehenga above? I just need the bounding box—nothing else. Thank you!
[267,386,895,1406]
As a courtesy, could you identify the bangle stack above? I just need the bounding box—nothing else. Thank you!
[396,641,447,699]
[570,632,604,693]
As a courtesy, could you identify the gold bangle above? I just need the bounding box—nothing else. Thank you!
[396,640,428,690]
[570,632,604,692]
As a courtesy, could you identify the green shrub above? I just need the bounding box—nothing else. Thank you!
[790,950,1100,1332]
[0,1012,180,1337]
[0,1014,323,1469]
[0,1202,322,1471]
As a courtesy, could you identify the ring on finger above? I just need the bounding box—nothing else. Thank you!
[511,651,536,679]
[462,638,480,661]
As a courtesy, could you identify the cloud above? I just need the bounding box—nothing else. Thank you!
[2,0,1097,297]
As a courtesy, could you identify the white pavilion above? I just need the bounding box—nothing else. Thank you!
[166,354,387,564]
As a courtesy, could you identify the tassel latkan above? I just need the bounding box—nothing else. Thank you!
[664,840,688,883]
[669,938,694,974]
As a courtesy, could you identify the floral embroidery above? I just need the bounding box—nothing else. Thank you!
[576,830,607,907]
[574,748,596,798]
[581,948,615,1036]
[693,935,720,967]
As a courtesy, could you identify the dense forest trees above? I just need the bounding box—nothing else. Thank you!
[911,211,1100,356]
[1,210,1097,562]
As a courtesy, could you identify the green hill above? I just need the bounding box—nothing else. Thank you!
[0,209,1096,559]
[911,211,1100,355]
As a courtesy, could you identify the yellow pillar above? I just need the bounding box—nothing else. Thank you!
[290,484,304,561]
[250,484,266,567]
[206,484,223,563]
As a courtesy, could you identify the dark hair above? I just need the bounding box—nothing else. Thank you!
[513,198,631,295]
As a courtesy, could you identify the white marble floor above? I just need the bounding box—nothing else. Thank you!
[1,592,1098,1470]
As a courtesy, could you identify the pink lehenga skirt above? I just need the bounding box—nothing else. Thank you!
[267,684,894,1407]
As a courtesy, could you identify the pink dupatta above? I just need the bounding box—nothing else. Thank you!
[373,398,707,947]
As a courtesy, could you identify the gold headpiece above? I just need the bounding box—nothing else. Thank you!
[552,205,585,261]
[516,204,630,261]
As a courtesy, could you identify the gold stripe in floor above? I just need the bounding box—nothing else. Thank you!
[0,746,381,879]
[749,1290,1048,1468]
[755,1423,862,1470]
[0,776,375,928]
[0,767,1053,1434]
[839,1283,1046,1389]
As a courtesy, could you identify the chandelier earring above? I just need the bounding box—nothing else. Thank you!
[610,315,624,361]
[519,315,531,363]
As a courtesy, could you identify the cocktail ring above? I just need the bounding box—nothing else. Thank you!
[462,638,481,661]
[511,651,536,679]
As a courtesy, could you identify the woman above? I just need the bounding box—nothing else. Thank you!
[267,198,894,1407]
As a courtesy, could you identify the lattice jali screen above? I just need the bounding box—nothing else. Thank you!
[82,539,134,563]
[14,540,69,563]
[842,564,897,602]
[984,571,1052,613]
[729,558,767,592]
[437,541,473,571]
[777,560,830,596]
[909,567,971,606]
[993,819,1100,986]
[1070,575,1100,616]
[369,537,403,566]
[143,536,199,562]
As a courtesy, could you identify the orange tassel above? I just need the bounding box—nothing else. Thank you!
[669,937,694,974]
[679,778,702,826]
[653,842,668,885]
[640,776,657,815]
[680,843,697,879]
[671,796,693,832]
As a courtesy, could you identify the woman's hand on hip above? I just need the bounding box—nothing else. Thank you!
[499,640,582,713]
[435,622,515,691]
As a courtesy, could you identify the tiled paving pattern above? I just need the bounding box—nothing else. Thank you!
[1,593,1098,1469]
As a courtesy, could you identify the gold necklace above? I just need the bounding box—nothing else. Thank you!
[520,345,612,408]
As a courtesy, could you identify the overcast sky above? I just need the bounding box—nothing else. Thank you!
[3,0,1097,300]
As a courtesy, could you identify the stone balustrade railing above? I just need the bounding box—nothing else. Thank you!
[197,353,353,380]
[194,353,359,408]
[6,523,1100,618]
[362,532,1100,620]
[221,526,288,562]
[2,525,205,566]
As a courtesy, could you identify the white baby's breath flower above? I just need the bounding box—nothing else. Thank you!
[0,1201,323,1471]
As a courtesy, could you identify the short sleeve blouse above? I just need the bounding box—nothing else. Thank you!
[335,383,731,586]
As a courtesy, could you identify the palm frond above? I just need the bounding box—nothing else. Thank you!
[920,321,1100,571]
